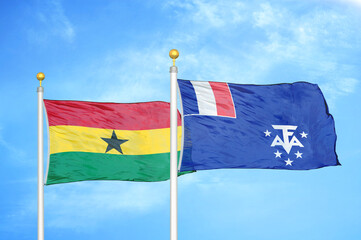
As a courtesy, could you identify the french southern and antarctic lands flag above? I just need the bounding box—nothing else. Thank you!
[44,100,183,185]
[177,79,340,171]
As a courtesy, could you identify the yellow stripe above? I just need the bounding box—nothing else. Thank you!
[49,125,182,155]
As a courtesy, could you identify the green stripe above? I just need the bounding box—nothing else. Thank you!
[46,152,192,185]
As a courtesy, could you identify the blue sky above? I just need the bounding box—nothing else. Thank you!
[1,0,361,239]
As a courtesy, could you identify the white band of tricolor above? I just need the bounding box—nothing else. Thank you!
[190,81,236,118]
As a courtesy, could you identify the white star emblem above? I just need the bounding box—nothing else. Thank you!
[295,151,303,158]
[274,150,282,158]
[264,130,271,137]
[300,131,308,138]
[270,125,304,154]
[285,158,293,166]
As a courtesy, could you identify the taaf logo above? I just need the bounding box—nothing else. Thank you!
[271,125,303,154]
[264,125,308,166]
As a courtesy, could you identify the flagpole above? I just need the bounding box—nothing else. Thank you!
[169,49,179,240]
[37,72,45,240]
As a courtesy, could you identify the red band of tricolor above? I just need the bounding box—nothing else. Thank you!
[190,81,236,118]
[45,100,181,130]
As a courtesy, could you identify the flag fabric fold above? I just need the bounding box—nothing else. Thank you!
[177,79,339,171]
[44,100,182,185]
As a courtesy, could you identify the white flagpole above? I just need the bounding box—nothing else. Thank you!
[37,72,45,240]
[169,49,179,240]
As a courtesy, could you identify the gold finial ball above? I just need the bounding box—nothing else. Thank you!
[36,72,45,81]
[169,49,179,60]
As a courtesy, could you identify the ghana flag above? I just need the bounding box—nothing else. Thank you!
[44,100,182,185]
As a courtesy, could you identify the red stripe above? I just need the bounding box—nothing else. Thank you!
[44,100,181,130]
[209,82,236,118]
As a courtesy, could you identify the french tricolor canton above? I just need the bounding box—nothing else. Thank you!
[180,80,236,118]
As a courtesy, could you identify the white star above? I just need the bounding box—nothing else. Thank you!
[295,151,303,158]
[285,158,293,166]
[274,150,282,158]
[264,130,271,137]
[300,131,308,138]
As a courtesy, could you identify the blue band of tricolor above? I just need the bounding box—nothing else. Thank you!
[178,80,236,118]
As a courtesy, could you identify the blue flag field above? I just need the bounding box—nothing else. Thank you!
[178,79,340,172]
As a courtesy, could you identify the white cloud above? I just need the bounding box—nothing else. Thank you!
[165,0,246,28]
[249,3,361,103]
[45,45,175,103]
[29,0,75,43]
[333,0,361,7]
[43,181,169,229]
[93,48,172,103]
[4,179,169,231]
[253,2,283,28]
[179,169,295,222]
[338,78,358,93]
[63,1,359,106]
[0,126,26,161]
[320,77,359,107]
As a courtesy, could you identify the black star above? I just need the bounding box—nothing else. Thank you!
[101,130,128,154]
